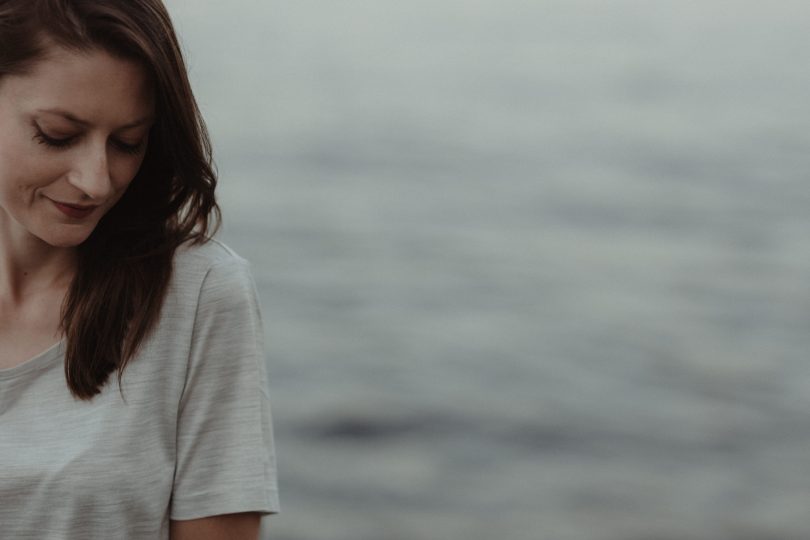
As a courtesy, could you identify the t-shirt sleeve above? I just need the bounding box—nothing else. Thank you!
[169,256,280,520]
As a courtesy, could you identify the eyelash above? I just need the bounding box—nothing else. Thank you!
[33,131,145,156]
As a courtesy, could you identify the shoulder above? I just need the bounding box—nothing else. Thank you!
[166,238,258,311]
[173,238,253,285]
[174,237,250,275]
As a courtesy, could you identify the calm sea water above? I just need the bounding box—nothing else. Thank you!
[167,1,810,539]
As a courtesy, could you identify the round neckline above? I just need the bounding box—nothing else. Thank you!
[0,339,66,380]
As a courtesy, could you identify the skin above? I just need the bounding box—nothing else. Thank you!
[0,43,155,368]
[0,44,262,538]
[169,513,262,540]
[0,44,155,369]
[0,45,153,286]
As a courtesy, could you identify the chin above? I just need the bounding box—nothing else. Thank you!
[39,225,96,248]
[45,236,91,248]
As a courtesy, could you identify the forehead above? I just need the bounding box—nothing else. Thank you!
[0,45,155,128]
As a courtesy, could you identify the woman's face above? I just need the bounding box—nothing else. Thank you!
[0,45,155,248]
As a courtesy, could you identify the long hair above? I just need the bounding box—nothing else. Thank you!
[0,0,221,400]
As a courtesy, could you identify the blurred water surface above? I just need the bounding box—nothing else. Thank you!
[167,1,810,539]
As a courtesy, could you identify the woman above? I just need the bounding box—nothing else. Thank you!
[0,1,280,538]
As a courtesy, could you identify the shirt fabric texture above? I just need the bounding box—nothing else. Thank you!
[0,239,281,539]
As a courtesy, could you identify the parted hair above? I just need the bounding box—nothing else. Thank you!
[0,0,220,400]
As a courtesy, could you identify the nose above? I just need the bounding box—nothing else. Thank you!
[67,143,114,201]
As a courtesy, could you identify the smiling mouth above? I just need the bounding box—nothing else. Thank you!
[50,199,98,219]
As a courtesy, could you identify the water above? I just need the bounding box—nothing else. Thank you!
[166,1,810,538]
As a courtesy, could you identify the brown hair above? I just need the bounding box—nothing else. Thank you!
[0,0,221,400]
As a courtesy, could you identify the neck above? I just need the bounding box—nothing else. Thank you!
[0,210,76,304]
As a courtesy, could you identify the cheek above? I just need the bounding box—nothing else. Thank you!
[0,144,27,194]
[1,165,53,204]
[0,139,65,193]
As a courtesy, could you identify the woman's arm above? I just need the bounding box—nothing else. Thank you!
[170,512,262,540]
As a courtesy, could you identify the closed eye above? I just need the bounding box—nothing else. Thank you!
[115,139,146,155]
[33,131,74,148]
[33,130,146,155]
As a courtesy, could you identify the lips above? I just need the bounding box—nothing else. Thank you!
[51,199,98,219]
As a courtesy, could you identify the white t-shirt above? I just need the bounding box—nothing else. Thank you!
[0,239,280,539]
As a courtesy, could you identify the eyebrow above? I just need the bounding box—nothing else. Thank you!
[36,108,154,129]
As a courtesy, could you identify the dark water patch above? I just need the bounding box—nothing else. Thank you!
[298,411,471,442]
[500,422,591,454]
[715,527,807,540]
[500,421,766,461]
[294,410,802,461]
[619,530,809,540]
[615,524,804,540]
